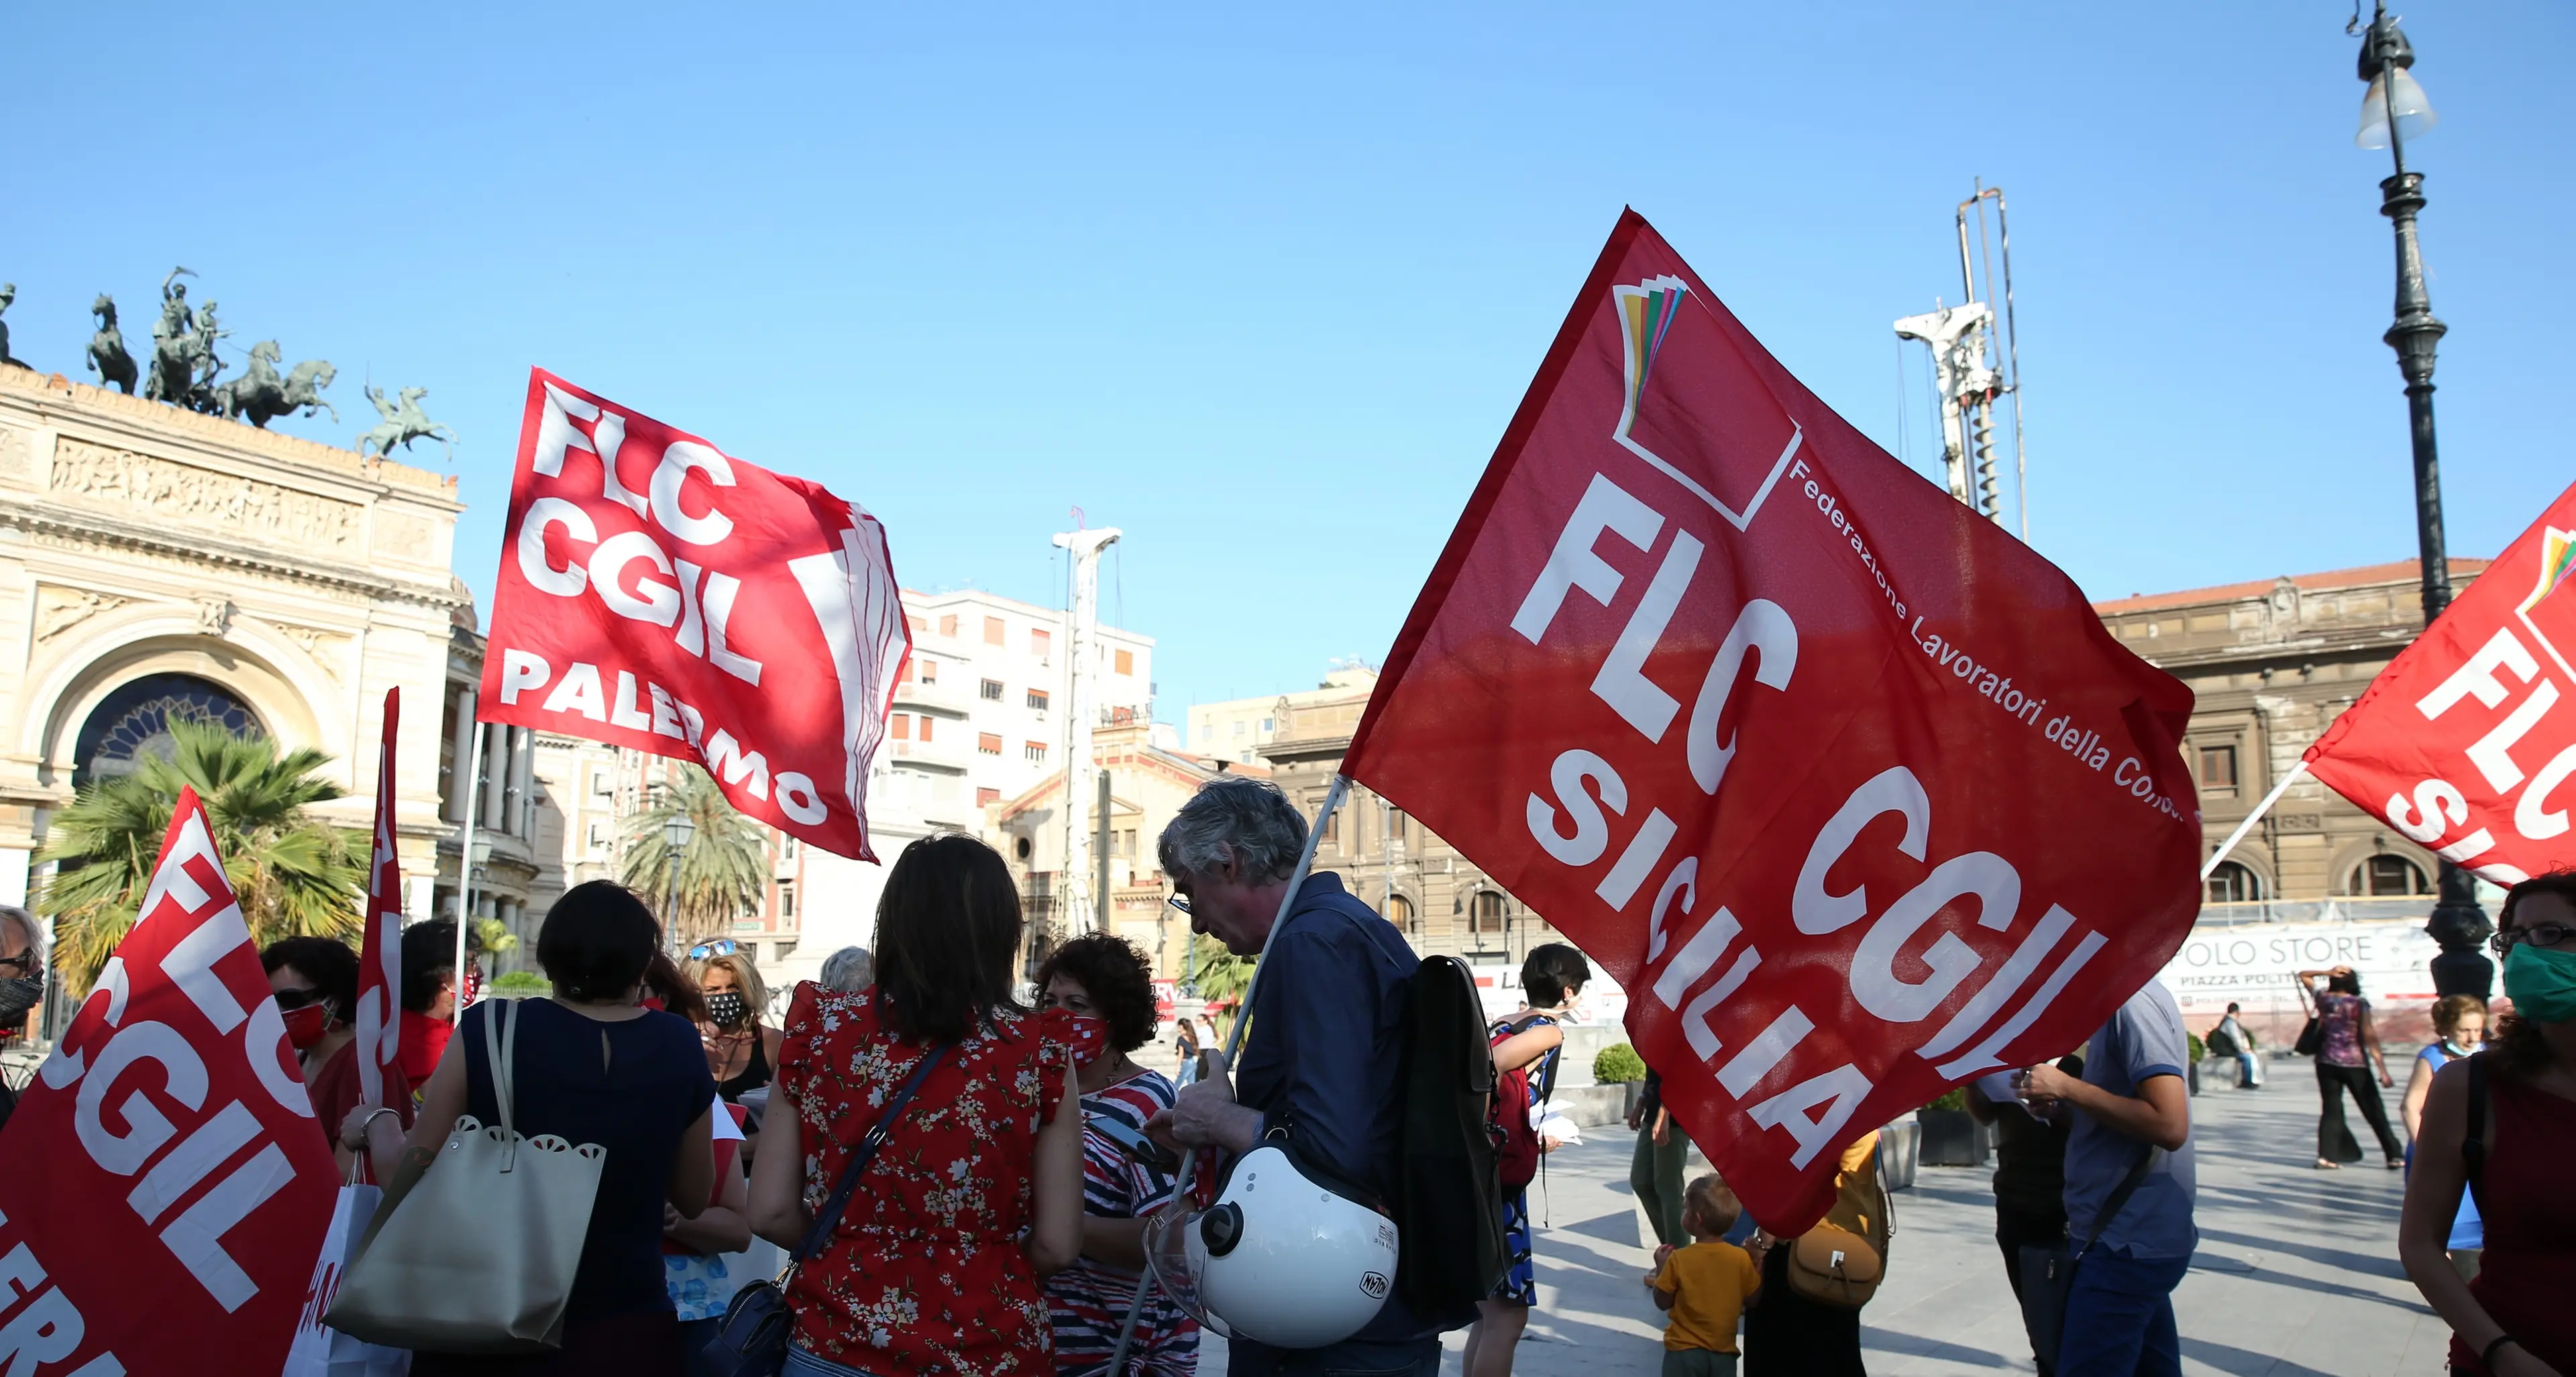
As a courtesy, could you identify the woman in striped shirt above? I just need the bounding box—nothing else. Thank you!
[1037,935,1200,1377]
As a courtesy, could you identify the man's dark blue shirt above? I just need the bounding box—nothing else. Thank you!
[1231,870,1466,1346]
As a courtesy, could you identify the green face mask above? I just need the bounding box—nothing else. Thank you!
[2502,940,2576,1026]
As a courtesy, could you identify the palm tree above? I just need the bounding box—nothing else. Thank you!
[619,767,770,946]
[37,718,364,991]
[1188,933,1255,1041]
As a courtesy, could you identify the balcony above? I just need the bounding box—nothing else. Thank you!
[884,732,971,771]
[894,676,968,714]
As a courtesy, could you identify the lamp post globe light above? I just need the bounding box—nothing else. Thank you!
[2355,4,2491,995]
[663,811,696,952]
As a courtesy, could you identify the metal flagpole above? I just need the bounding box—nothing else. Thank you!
[2200,759,2307,881]
[451,720,486,1026]
[1105,773,1352,1377]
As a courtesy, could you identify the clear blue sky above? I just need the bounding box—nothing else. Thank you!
[9,3,2571,722]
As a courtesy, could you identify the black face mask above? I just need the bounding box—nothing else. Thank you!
[0,971,45,1027]
[706,991,749,1028]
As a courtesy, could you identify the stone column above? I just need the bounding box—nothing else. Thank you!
[482,721,508,832]
[508,728,536,839]
[445,687,478,825]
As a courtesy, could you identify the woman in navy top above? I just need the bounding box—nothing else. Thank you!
[400,881,718,1376]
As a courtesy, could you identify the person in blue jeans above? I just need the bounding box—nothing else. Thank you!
[2021,979,2196,1377]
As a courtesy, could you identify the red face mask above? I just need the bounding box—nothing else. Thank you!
[281,1001,332,1050]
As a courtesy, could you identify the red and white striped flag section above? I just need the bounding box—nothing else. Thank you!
[1342,210,2200,1234]
[2306,480,2576,883]
[0,789,336,1374]
[478,369,911,860]
[354,689,402,1115]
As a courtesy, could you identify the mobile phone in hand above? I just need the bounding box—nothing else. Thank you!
[1091,1114,1182,1174]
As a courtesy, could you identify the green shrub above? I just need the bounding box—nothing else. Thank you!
[1593,1042,1648,1083]
[1925,1087,1968,1113]
[489,971,549,997]
[2187,1031,2206,1063]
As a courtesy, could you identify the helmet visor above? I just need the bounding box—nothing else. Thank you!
[1142,1199,1232,1338]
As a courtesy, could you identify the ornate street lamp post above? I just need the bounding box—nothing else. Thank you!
[2355,5,2491,995]
[663,811,696,952]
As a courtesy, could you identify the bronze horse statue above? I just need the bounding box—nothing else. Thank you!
[86,296,137,394]
[357,384,457,460]
[213,341,338,429]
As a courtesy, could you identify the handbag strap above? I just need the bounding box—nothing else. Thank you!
[480,997,522,1171]
[792,1043,951,1264]
[2075,1144,2155,1262]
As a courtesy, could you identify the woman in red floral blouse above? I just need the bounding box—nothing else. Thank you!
[750,834,1089,1377]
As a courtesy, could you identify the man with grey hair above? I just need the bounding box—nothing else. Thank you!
[1148,776,1464,1376]
[818,944,872,993]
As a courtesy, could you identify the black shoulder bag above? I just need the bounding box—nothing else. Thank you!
[700,1043,952,1377]
[2018,1144,2154,1370]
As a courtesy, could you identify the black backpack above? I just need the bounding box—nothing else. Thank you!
[1394,955,1508,1312]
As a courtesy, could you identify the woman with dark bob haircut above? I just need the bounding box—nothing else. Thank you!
[749,834,1089,1377]
[1034,934,1198,1375]
[396,880,720,1376]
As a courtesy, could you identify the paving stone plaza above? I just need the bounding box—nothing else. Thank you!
[1228,1077,2443,1377]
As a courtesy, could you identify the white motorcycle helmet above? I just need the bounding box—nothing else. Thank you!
[1144,1135,1399,1350]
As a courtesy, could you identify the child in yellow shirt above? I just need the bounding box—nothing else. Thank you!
[1646,1175,1763,1377]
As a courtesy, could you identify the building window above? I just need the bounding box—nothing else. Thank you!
[779,883,797,920]
[782,834,799,861]
[1390,810,1408,844]
[2204,861,2260,905]
[1320,810,1339,848]
[1473,891,1507,935]
[1260,717,1274,734]
[918,659,938,685]
[1031,628,1052,657]
[590,769,612,798]
[977,786,1001,807]
[907,614,928,633]
[981,678,1005,701]
[891,713,911,740]
[1232,721,1246,738]
[916,715,934,742]
[1027,688,1051,711]
[1114,649,1134,675]
[2198,745,2238,797]
[979,732,1004,755]
[1025,740,1049,763]
[940,614,959,637]
[1387,894,1415,932]
[586,821,608,851]
[984,616,1005,645]
[2353,855,2431,897]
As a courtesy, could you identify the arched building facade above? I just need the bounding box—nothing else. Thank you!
[0,367,527,954]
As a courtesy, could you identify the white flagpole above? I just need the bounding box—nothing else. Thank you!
[2201,759,2308,881]
[1106,773,1352,1377]
[452,720,486,1026]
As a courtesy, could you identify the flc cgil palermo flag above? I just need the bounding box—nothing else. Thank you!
[478,369,910,861]
[1344,210,2202,1235]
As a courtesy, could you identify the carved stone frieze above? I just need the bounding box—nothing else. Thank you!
[372,508,434,563]
[49,437,358,552]
[0,424,34,488]
[32,585,132,644]
[270,620,355,684]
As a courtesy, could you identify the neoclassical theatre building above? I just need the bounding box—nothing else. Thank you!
[0,367,547,956]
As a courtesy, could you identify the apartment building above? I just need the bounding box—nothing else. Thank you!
[1187,665,1378,765]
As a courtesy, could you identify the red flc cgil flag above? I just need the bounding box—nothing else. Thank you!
[1342,211,2201,1233]
[2304,480,2576,885]
[0,788,337,1374]
[354,688,402,1117]
[480,369,910,860]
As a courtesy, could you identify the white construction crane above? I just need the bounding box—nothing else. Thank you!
[1893,301,2000,516]
[1894,182,2027,535]
[1052,523,1121,935]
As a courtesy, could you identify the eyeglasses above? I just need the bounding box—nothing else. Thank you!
[0,953,36,976]
[688,940,739,960]
[1167,895,1193,916]
[272,986,327,1011]
[2493,922,2576,955]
